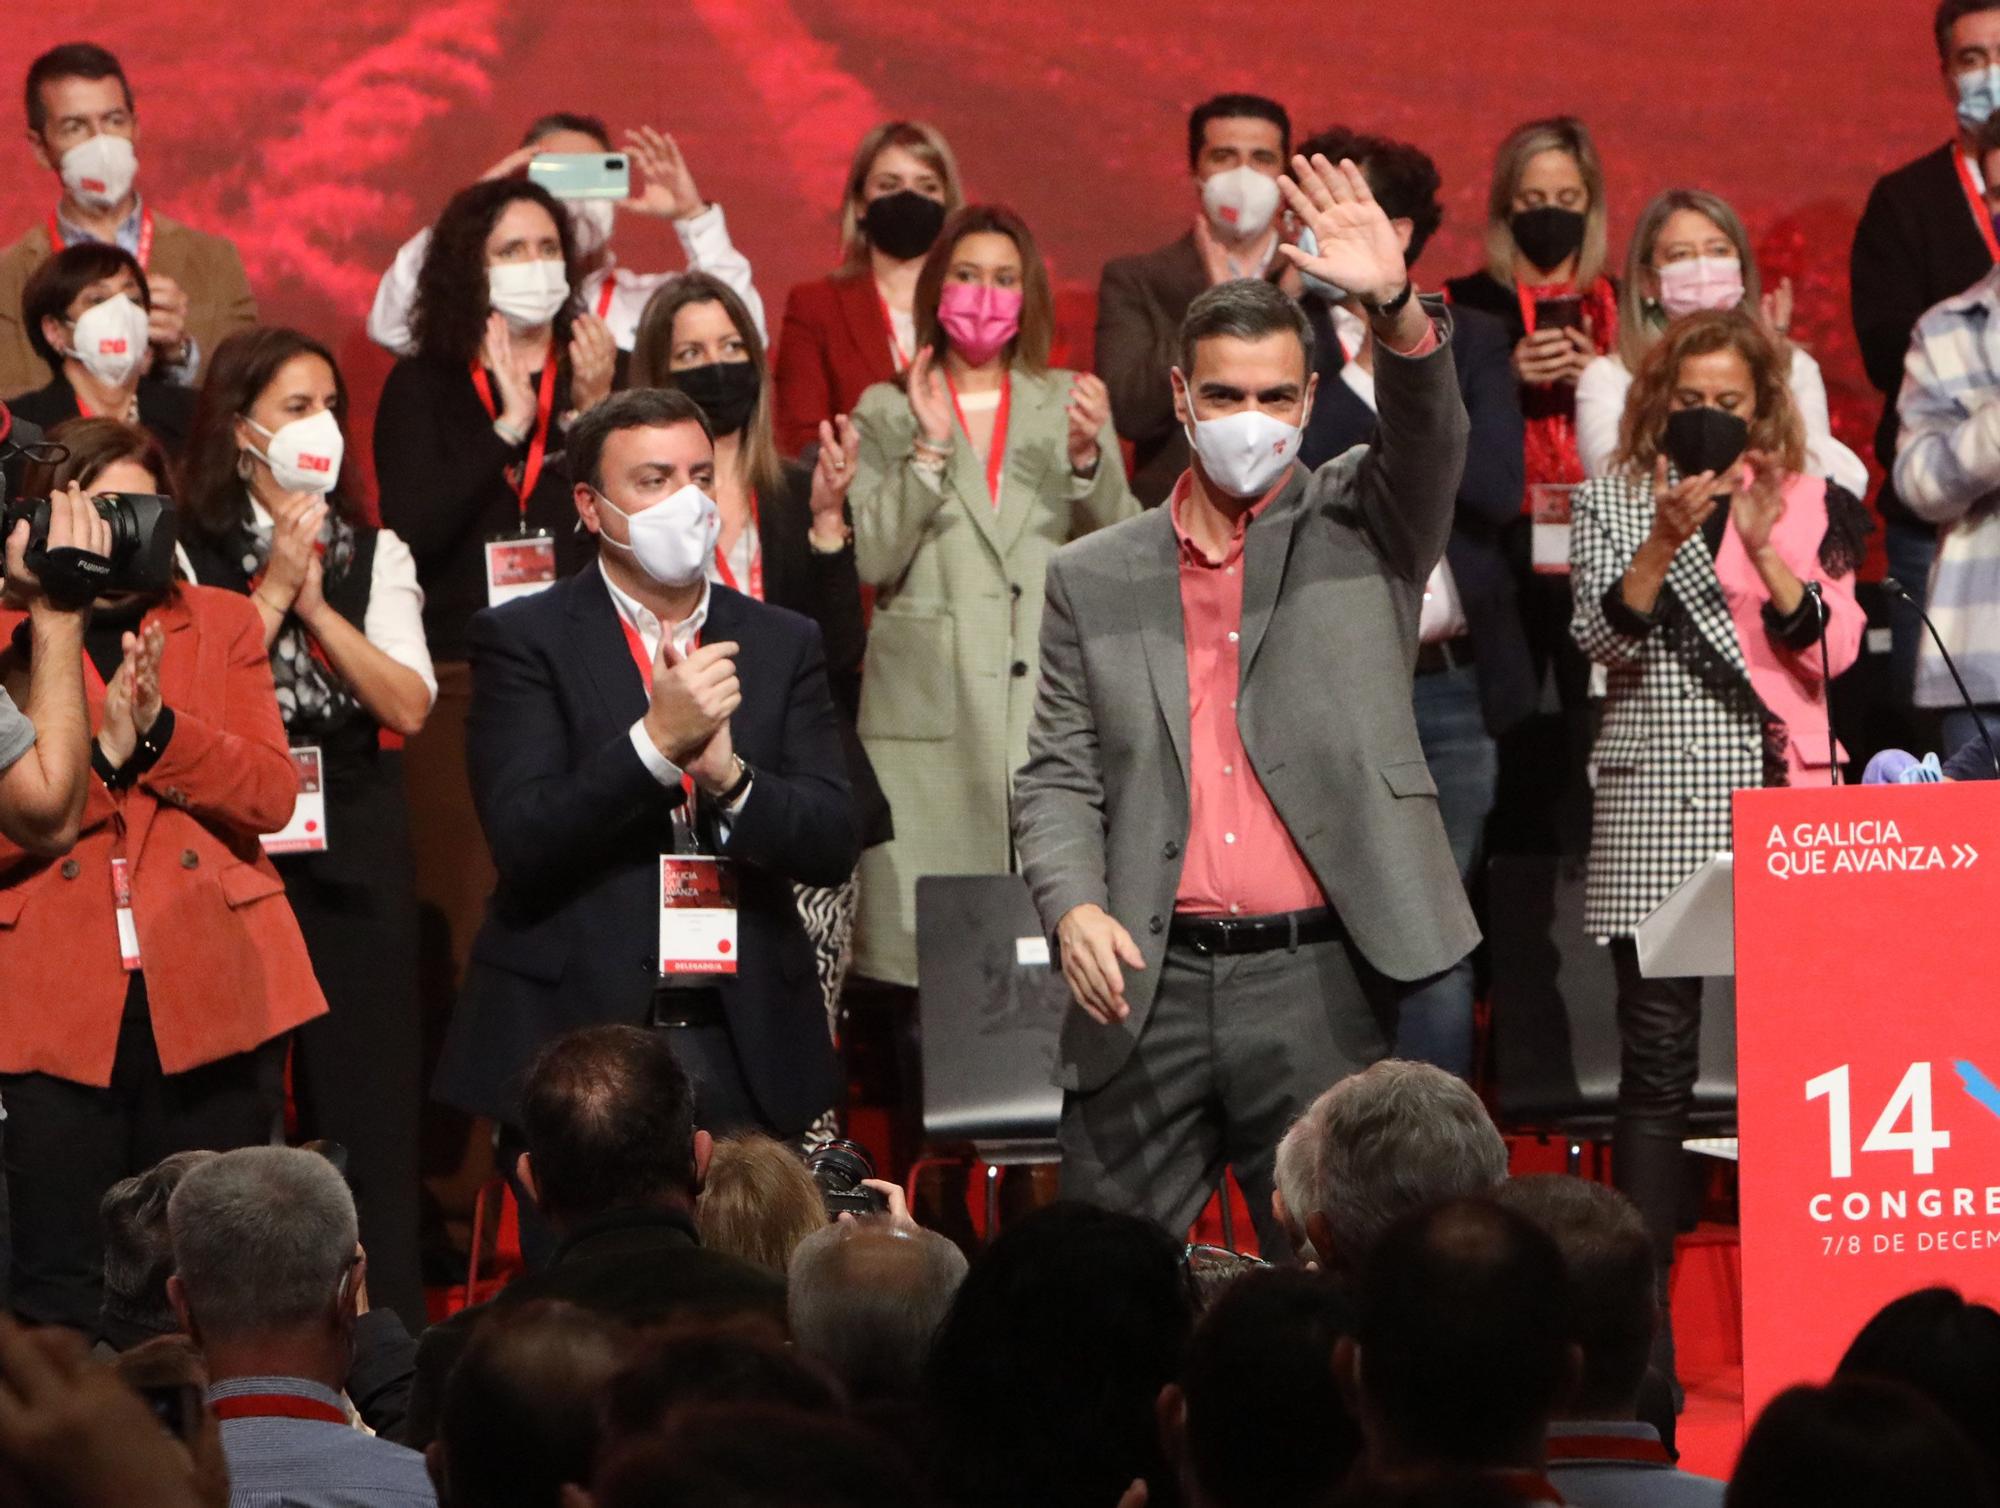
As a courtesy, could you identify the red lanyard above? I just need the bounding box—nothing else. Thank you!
[48,207,153,269]
[211,1394,348,1426]
[1543,1434,1672,1467]
[877,290,911,370]
[712,493,764,600]
[595,277,616,320]
[470,358,558,523]
[1956,151,2000,264]
[616,609,698,808]
[943,373,1010,509]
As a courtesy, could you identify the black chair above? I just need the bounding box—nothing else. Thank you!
[1487,853,1737,1172]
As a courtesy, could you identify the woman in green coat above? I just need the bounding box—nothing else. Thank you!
[849,203,1138,988]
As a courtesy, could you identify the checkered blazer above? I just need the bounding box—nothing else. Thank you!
[1569,474,1771,938]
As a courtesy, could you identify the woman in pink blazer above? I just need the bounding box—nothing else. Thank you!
[1568,307,1866,1390]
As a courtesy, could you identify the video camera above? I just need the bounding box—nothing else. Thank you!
[0,400,177,607]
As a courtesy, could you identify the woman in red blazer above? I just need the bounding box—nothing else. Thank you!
[772,120,963,457]
[0,417,324,1330]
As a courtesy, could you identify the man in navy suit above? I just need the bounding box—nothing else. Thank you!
[434,387,858,1153]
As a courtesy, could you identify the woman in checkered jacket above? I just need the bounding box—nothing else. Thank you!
[1569,308,1869,1386]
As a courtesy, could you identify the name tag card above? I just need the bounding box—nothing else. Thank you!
[262,746,328,855]
[660,855,738,975]
[111,856,140,971]
[1530,482,1575,576]
[485,533,558,606]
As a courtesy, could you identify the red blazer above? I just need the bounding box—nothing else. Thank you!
[772,272,901,457]
[0,585,325,1085]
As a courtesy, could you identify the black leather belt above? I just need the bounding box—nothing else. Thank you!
[1415,637,1475,676]
[651,984,726,1029]
[1169,906,1342,956]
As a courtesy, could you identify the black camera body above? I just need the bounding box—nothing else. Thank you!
[806,1137,889,1219]
[1,491,177,607]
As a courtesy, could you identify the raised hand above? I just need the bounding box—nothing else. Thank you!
[260,498,328,613]
[809,416,861,539]
[482,313,539,432]
[1731,449,1786,556]
[1760,276,1794,339]
[97,622,163,768]
[1276,153,1407,308]
[568,311,618,415]
[906,346,955,448]
[1649,455,1721,549]
[145,272,192,365]
[623,126,706,220]
[643,638,742,766]
[479,145,539,182]
[1066,373,1110,471]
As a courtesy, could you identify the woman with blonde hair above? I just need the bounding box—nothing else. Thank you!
[772,120,964,455]
[1575,187,1866,496]
[1569,308,1868,1387]
[695,1134,827,1277]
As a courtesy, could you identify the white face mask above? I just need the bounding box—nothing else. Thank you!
[1201,165,1281,243]
[245,409,344,495]
[488,258,571,330]
[59,133,138,212]
[595,482,719,588]
[567,198,616,259]
[1178,372,1306,498]
[66,293,149,386]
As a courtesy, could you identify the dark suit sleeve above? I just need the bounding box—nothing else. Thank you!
[1095,257,1180,451]
[394,1309,473,1449]
[773,283,834,458]
[780,469,868,700]
[466,602,676,894]
[720,620,860,887]
[1850,177,1928,399]
[1455,315,1525,527]
[1350,316,1470,584]
[374,358,521,568]
[346,1310,417,1440]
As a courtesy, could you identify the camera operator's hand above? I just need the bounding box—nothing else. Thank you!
[97,624,164,770]
[5,483,111,615]
[256,499,327,617]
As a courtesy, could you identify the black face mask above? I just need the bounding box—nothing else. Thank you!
[1662,405,1750,480]
[674,361,761,438]
[1510,205,1587,274]
[863,190,947,261]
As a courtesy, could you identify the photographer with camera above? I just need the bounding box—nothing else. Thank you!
[0,416,325,1331]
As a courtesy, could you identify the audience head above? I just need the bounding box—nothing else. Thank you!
[25,43,137,213]
[912,203,1054,373]
[695,1132,826,1278]
[788,1217,968,1402]
[1836,1285,2000,1485]
[1494,1175,1655,1420]
[566,388,718,590]
[629,274,785,503]
[1297,127,1445,270]
[595,1404,925,1508]
[1307,1059,1509,1275]
[1616,188,1764,369]
[1271,1103,1325,1261]
[1482,115,1607,287]
[839,120,961,273]
[1188,94,1291,248]
[98,1150,216,1347]
[23,240,150,383]
[506,112,619,261]
[925,1201,1192,1508]
[1173,278,1317,500]
[516,1024,711,1231]
[1615,307,1805,478]
[1940,1,2000,124]
[166,1146,362,1366]
[412,177,578,363]
[1344,1198,1576,1472]
[1162,1266,1361,1508]
[600,1318,839,1456]
[184,325,356,536]
[1727,1377,1995,1508]
[430,1300,630,1508]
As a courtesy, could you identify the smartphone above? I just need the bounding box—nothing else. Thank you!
[1533,294,1585,332]
[138,1382,204,1442]
[527,152,630,201]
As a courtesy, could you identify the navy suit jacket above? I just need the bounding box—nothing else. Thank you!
[1299,296,1536,735]
[433,567,859,1132]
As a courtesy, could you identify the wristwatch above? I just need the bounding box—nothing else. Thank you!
[1363,280,1416,319]
[718,755,754,806]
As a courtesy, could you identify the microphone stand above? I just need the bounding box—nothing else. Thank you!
[1885,576,2000,778]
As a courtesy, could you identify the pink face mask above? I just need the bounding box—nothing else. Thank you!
[938,281,1024,365]
[1656,256,1745,319]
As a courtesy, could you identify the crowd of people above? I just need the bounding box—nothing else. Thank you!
[4,1,2000,1500]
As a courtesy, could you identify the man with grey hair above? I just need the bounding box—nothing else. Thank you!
[167,1145,435,1506]
[1271,1100,1325,1264]
[788,1216,967,1404]
[1015,151,1472,1254]
[1306,1058,1508,1275]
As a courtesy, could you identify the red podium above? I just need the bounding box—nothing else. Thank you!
[1733,780,2000,1420]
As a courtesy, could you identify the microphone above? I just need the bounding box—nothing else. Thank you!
[1804,580,1837,782]
[1883,576,2000,778]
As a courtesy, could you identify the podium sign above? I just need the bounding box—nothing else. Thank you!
[1734,781,2000,1421]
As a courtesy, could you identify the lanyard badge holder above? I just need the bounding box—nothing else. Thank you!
[476,360,562,606]
[260,746,328,854]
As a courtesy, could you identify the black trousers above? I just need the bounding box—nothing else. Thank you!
[1,977,284,1329]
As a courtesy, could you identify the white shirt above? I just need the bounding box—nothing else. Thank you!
[1331,305,1468,644]
[886,305,917,370]
[366,202,766,354]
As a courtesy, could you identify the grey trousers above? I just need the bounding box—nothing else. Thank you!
[1058,932,1399,1258]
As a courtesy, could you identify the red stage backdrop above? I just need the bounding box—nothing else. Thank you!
[0,2,1950,502]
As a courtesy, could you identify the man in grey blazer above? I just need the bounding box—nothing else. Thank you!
[1014,154,1477,1253]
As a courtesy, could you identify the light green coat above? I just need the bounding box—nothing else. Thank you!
[850,365,1138,985]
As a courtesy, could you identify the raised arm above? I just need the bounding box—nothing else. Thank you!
[849,360,954,589]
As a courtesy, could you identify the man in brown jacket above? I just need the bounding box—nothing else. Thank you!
[0,42,255,396]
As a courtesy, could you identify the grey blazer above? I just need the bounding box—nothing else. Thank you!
[1013,323,1481,1093]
